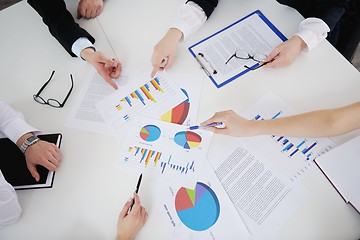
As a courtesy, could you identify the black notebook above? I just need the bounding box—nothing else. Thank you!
[0,133,62,190]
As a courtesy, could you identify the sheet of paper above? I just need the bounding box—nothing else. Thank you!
[209,141,308,240]
[153,159,251,239]
[240,92,336,182]
[65,69,131,135]
[189,10,285,87]
[96,71,187,140]
[315,135,360,202]
[115,116,213,178]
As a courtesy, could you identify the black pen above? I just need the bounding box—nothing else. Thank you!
[130,173,142,211]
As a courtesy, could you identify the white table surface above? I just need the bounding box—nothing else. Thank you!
[0,0,360,239]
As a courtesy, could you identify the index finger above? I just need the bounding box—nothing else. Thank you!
[151,66,160,78]
[99,69,118,90]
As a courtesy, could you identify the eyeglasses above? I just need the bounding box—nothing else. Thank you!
[225,50,270,70]
[33,70,74,108]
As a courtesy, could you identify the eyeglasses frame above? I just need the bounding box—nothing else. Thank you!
[33,70,74,108]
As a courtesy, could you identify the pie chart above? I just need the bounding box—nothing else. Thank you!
[139,125,161,142]
[161,88,190,125]
[175,182,220,231]
[174,131,201,149]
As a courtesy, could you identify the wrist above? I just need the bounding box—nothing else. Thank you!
[292,35,307,51]
[80,46,96,61]
[17,133,40,153]
[167,28,183,43]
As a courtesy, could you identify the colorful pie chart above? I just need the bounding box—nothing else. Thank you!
[139,125,161,142]
[175,182,220,231]
[161,88,190,125]
[174,131,201,149]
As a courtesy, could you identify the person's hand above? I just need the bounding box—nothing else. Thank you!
[116,193,148,240]
[201,110,255,137]
[81,48,122,90]
[25,140,62,182]
[151,28,183,78]
[262,35,307,68]
[77,0,104,19]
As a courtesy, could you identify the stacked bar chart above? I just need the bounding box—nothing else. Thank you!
[125,146,196,175]
[127,146,162,167]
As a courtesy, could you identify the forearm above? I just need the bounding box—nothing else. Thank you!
[250,103,360,137]
[27,0,95,56]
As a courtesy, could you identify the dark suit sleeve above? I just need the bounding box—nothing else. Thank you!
[187,0,218,18]
[27,0,95,57]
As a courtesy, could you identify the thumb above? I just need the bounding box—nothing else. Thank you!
[27,163,40,182]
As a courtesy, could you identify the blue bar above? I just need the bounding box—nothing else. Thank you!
[303,142,317,154]
[144,83,150,91]
[306,153,312,160]
[296,140,306,149]
[290,148,299,157]
[135,90,145,105]
[283,139,289,145]
[271,111,282,119]
[161,162,166,173]
[140,149,148,163]
[124,96,132,106]
[282,143,294,152]
[254,114,261,120]
[277,136,283,142]
[154,77,160,85]
[134,147,140,156]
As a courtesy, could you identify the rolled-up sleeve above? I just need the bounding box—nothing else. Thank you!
[295,18,330,51]
[0,100,39,144]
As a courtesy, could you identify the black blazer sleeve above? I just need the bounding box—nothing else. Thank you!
[27,0,95,57]
[187,0,218,18]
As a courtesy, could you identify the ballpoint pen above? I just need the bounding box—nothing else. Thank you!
[129,173,142,211]
[187,122,225,130]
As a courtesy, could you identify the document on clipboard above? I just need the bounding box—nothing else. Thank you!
[188,10,287,88]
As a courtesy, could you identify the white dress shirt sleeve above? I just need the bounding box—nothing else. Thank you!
[0,100,39,144]
[71,37,95,60]
[0,171,22,229]
[171,1,207,41]
[295,18,330,52]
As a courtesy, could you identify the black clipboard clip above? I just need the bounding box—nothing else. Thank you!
[195,53,217,77]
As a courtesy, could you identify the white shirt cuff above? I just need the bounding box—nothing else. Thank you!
[171,1,207,41]
[71,37,95,60]
[2,116,39,144]
[295,18,330,52]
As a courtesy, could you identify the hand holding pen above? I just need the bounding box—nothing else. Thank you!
[130,173,142,211]
[116,192,148,240]
[199,110,255,137]
[187,121,225,130]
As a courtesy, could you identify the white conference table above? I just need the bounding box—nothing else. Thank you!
[0,0,360,239]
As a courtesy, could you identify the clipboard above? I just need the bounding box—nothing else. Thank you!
[188,10,287,88]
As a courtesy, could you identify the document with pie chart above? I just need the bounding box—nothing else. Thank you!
[154,159,251,239]
[115,116,214,177]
